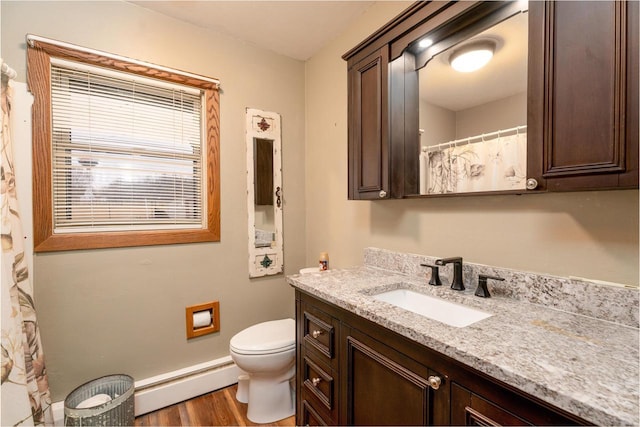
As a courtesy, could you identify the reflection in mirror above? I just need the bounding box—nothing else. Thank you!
[254,139,274,205]
[246,109,283,278]
[254,138,274,248]
[417,7,528,195]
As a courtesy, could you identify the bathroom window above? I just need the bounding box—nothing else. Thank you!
[27,38,220,251]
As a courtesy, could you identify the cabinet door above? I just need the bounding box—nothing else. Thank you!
[342,329,446,425]
[348,47,390,200]
[451,382,586,426]
[451,383,529,426]
[528,0,639,191]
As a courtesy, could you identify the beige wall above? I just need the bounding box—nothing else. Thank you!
[420,92,526,147]
[3,0,638,405]
[419,100,455,147]
[455,92,527,139]
[2,1,305,400]
[305,2,639,286]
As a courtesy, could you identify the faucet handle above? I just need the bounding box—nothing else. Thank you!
[420,264,442,286]
[434,257,462,266]
[475,274,504,298]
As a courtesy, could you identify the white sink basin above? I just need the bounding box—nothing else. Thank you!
[372,288,493,328]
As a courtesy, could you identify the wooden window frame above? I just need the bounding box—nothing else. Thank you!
[27,39,220,251]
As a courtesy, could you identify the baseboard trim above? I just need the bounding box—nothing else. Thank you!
[52,356,241,425]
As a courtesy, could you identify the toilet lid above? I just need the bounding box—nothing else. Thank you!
[230,318,295,355]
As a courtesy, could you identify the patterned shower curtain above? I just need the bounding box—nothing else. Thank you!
[1,60,53,426]
[420,130,527,194]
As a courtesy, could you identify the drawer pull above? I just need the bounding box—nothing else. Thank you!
[311,377,322,387]
[311,330,323,339]
[428,375,441,390]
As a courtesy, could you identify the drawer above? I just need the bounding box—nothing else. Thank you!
[301,400,329,426]
[303,309,335,360]
[302,356,335,411]
[302,388,338,426]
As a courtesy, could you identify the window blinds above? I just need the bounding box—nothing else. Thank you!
[50,59,206,233]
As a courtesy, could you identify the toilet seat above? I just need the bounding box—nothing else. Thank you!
[230,318,295,355]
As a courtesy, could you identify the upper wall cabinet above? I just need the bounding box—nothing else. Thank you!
[343,1,639,199]
[347,47,390,200]
[528,1,638,191]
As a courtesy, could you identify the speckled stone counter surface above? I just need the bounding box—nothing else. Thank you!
[286,248,640,426]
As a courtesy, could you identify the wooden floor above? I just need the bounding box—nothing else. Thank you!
[135,384,295,426]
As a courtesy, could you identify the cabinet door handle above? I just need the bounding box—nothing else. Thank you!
[379,190,387,198]
[428,375,441,390]
[311,330,323,339]
[311,377,322,387]
[526,178,538,190]
[275,186,282,208]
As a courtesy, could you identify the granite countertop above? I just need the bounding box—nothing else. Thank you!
[287,266,640,426]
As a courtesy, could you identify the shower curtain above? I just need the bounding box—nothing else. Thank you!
[420,130,527,194]
[1,60,53,426]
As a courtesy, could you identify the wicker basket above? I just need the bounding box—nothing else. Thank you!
[64,374,134,426]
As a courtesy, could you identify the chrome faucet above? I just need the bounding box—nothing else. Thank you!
[435,257,465,291]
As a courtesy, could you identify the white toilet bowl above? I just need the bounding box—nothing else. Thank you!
[229,318,296,424]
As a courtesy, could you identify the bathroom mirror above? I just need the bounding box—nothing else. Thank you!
[405,2,529,196]
[246,108,283,278]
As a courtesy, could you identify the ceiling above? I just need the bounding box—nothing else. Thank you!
[420,10,528,111]
[130,1,526,112]
[130,1,375,61]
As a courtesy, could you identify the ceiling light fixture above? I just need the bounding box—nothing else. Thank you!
[418,38,433,49]
[449,40,496,73]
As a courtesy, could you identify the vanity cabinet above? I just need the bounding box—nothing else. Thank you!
[295,290,589,426]
[450,383,528,426]
[297,297,340,425]
[341,325,448,425]
[343,1,639,199]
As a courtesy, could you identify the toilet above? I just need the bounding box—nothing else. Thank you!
[229,318,296,423]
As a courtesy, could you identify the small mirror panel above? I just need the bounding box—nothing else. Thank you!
[246,108,283,278]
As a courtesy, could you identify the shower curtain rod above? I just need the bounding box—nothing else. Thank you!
[422,125,527,152]
[1,62,17,79]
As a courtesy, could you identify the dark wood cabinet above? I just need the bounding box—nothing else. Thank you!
[295,290,589,426]
[451,383,528,426]
[528,0,638,191]
[347,47,390,200]
[343,1,638,199]
[297,297,340,425]
[301,400,328,426]
[449,378,589,427]
[342,328,447,425]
